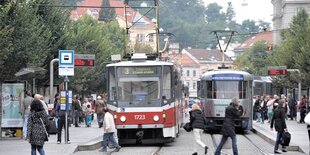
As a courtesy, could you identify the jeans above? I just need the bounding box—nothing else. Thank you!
[215,135,238,155]
[97,113,104,127]
[193,128,206,152]
[57,117,70,142]
[289,106,296,120]
[274,131,285,151]
[74,111,80,126]
[255,112,261,122]
[23,114,29,139]
[102,132,120,152]
[31,144,45,155]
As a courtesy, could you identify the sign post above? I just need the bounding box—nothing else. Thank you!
[59,50,74,144]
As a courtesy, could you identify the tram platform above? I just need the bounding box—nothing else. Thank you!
[252,119,309,154]
[0,121,103,155]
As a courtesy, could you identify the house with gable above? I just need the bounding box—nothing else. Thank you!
[179,48,233,98]
[70,0,157,52]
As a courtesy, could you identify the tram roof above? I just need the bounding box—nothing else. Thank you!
[200,69,253,80]
[106,60,174,67]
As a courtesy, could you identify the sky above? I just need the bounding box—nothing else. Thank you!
[203,0,273,25]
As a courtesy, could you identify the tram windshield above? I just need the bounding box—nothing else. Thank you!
[109,66,161,107]
[206,81,247,99]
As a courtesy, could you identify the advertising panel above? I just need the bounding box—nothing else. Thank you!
[1,83,24,128]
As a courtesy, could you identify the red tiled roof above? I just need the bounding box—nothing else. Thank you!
[181,53,199,67]
[235,31,273,50]
[70,0,154,27]
[185,48,232,62]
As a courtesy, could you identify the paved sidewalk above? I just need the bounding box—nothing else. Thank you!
[0,121,103,155]
[253,119,309,154]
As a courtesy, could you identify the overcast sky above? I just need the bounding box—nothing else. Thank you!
[203,0,273,25]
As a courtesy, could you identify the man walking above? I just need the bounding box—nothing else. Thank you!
[99,107,121,153]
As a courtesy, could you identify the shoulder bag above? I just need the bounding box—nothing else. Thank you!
[40,118,49,141]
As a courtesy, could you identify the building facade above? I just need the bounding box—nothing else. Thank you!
[272,0,310,44]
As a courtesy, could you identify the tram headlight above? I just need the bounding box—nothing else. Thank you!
[153,115,159,122]
[120,116,126,122]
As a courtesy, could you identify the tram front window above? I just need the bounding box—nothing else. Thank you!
[117,77,160,107]
[207,81,246,99]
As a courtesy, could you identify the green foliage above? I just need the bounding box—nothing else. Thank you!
[65,16,123,94]
[234,41,269,75]
[269,9,310,88]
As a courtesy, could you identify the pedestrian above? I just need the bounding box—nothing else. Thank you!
[83,98,93,127]
[260,95,268,124]
[72,95,82,127]
[270,99,287,154]
[99,107,121,153]
[215,98,242,155]
[287,94,297,120]
[189,103,208,155]
[267,95,275,123]
[20,91,34,139]
[55,98,71,144]
[26,99,50,155]
[253,95,261,122]
[95,95,106,128]
[299,95,307,123]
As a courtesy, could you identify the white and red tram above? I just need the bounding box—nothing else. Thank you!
[106,54,185,144]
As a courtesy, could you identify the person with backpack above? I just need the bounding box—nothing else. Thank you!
[189,103,208,155]
[270,99,287,154]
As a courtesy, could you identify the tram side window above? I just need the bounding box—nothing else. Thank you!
[206,81,213,98]
[108,68,116,101]
[162,66,172,100]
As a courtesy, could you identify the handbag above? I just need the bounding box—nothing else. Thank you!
[281,131,291,146]
[40,118,49,141]
[304,112,310,125]
[183,122,192,132]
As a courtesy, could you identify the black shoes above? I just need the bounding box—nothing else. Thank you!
[282,149,287,152]
[274,150,281,154]
[204,146,208,154]
[192,152,197,155]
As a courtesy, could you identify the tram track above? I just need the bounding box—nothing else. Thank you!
[210,131,271,155]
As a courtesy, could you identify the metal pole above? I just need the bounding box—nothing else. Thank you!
[287,69,301,101]
[50,58,59,104]
[32,78,36,94]
[64,76,69,144]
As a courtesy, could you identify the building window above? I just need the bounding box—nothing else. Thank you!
[187,70,190,77]
[187,82,190,88]
[136,34,145,42]
[193,82,196,90]
[193,70,196,77]
[149,34,154,42]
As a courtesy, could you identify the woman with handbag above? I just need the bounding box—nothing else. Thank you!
[189,103,208,155]
[270,99,287,154]
[27,99,50,155]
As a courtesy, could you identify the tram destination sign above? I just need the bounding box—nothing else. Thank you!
[212,74,244,80]
[121,67,157,75]
[268,66,287,75]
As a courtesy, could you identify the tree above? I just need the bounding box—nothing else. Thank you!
[235,41,269,75]
[99,0,116,22]
[65,16,123,94]
[268,9,310,88]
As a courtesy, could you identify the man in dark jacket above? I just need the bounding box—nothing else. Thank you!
[215,98,242,155]
[270,99,287,154]
[287,94,296,120]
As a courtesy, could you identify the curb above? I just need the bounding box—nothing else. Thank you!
[73,136,102,153]
[251,128,304,153]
